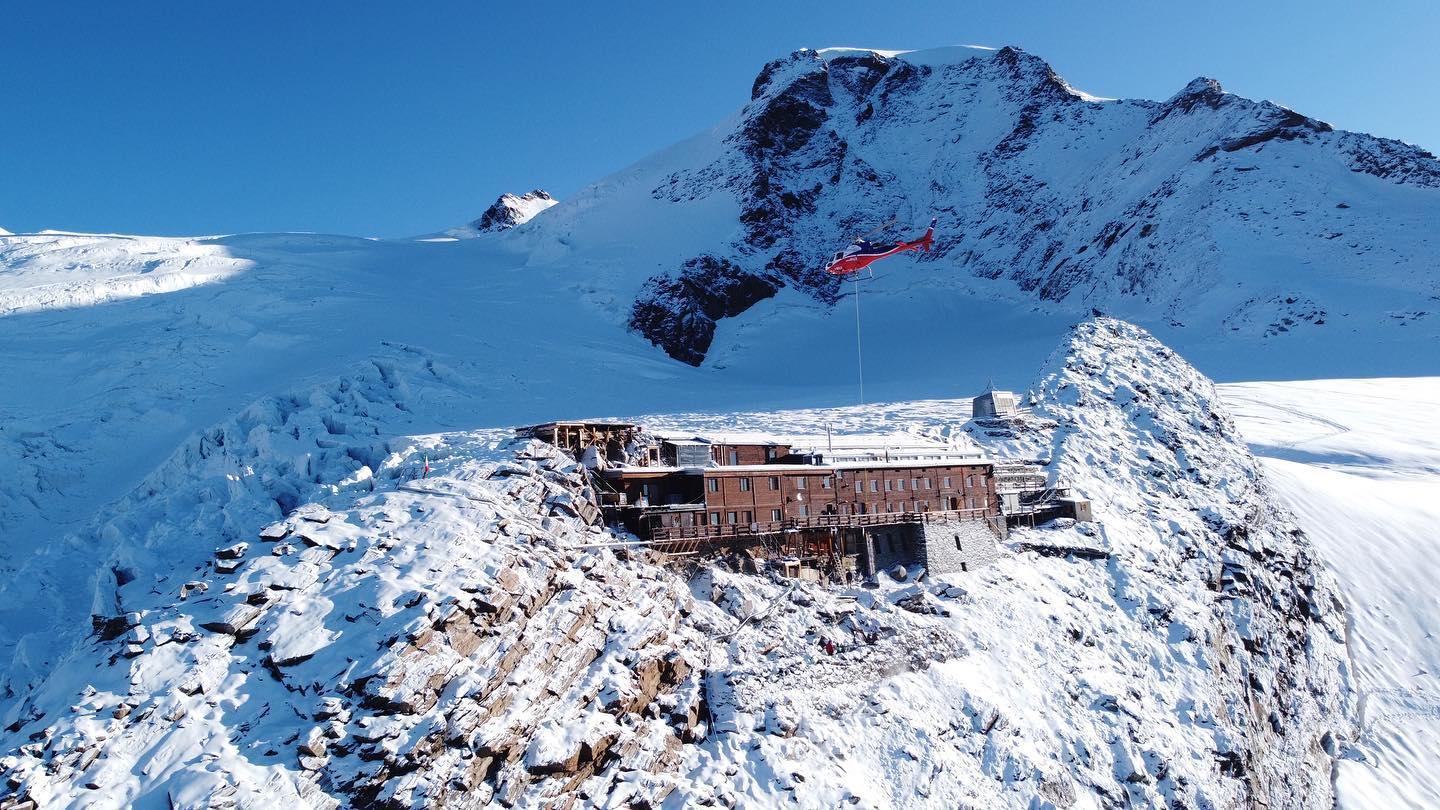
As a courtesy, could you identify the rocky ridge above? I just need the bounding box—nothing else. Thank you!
[0,318,1353,808]
[966,317,1353,806]
[0,434,711,809]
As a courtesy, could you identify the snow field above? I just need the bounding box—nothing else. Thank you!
[1223,378,1440,809]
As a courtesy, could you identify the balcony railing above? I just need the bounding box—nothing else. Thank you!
[646,507,995,543]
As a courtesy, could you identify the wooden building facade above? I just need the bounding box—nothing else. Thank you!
[516,423,1007,574]
[597,435,999,565]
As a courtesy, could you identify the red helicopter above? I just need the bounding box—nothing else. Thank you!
[824,217,937,276]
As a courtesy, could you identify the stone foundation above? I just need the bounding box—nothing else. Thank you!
[917,518,1002,575]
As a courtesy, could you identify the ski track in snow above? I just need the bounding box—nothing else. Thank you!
[1222,378,1440,809]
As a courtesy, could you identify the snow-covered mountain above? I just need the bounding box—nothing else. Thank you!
[0,319,1353,808]
[2,44,1436,586]
[509,45,1440,367]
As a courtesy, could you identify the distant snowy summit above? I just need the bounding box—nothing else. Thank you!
[449,189,557,237]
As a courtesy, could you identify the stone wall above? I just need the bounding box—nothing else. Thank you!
[918,518,1002,575]
[863,525,921,576]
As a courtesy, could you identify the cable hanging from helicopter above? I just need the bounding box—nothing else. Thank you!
[827,216,938,408]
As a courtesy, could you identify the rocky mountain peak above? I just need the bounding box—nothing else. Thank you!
[1177,75,1224,98]
[749,48,827,101]
[472,189,557,232]
[1160,76,1228,114]
[988,45,1080,100]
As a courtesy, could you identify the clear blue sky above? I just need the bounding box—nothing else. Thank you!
[2,0,1437,237]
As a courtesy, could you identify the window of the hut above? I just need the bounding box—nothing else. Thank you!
[796,477,806,489]
[822,476,833,489]
[766,447,777,461]
[911,478,920,490]
[771,509,782,521]
[727,511,738,524]
[854,480,863,494]
[870,480,879,493]
[923,477,932,489]
[707,478,719,493]
[739,477,751,492]
[710,511,720,525]
[885,479,893,492]
[943,476,952,488]
[728,450,739,465]
[742,511,753,524]
[798,504,810,517]
[768,476,780,490]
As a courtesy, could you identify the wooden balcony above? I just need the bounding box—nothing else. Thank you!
[646,507,995,544]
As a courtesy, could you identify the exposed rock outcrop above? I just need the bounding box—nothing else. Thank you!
[628,255,780,365]
[471,189,557,233]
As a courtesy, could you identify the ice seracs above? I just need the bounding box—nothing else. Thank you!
[0,231,252,315]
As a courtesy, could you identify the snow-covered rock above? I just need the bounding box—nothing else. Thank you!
[0,318,1352,808]
[449,189,557,237]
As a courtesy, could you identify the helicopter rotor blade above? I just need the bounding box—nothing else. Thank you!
[853,217,899,241]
